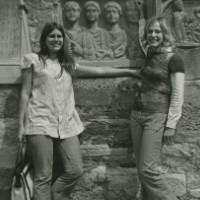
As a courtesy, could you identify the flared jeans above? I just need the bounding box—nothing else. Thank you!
[130,110,178,200]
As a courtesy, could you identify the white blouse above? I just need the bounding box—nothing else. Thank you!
[22,53,84,139]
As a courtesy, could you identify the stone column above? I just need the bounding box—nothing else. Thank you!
[144,0,162,18]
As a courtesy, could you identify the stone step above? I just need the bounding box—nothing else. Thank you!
[71,167,138,200]
[0,144,187,200]
[81,144,135,167]
[71,166,186,200]
[0,144,135,189]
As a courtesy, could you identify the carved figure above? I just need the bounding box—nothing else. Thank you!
[104,1,127,58]
[63,1,97,60]
[124,0,143,59]
[124,0,140,24]
[84,1,113,59]
[187,7,200,43]
[144,0,161,18]
[162,0,186,42]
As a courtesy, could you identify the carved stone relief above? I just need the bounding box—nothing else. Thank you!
[162,0,200,45]
[162,0,187,42]
[104,1,127,59]
[124,0,143,59]
[62,0,200,61]
[63,1,97,60]
[143,0,200,45]
[62,0,131,61]
[84,1,113,59]
[185,6,200,43]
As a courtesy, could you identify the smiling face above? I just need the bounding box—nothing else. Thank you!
[147,21,164,47]
[105,7,120,25]
[85,5,100,22]
[45,29,64,55]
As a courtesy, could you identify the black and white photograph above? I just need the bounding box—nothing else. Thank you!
[0,0,200,200]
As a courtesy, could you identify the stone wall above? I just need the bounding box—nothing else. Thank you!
[1,0,200,200]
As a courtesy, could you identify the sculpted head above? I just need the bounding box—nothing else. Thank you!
[124,0,140,23]
[84,1,101,23]
[63,1,81,22]
[104,1,122,25]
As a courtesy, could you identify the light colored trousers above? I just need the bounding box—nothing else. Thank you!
[130,110,178,200]
[27,135,83,200]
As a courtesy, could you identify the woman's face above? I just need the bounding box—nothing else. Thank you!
[45,29,64,54]
[147,21,164,47]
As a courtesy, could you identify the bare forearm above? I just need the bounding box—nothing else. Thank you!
[19,93,29,128]
[74,64,139,78]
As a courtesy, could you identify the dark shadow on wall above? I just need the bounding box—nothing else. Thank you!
[0,84,21,200]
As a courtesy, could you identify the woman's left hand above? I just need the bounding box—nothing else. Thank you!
[163,127,175,145]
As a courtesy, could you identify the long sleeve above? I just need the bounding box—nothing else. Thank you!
[166,72,184,129]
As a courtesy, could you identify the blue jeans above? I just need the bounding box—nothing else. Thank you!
[27,135,83,200]
[130,110,178,200]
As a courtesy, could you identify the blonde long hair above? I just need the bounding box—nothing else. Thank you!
[144,16,175,47]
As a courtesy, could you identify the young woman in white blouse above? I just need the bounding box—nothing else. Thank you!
[18,22,138,200]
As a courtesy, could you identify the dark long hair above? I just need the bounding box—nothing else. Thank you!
[144,16,175,48]
[38,22,75,73]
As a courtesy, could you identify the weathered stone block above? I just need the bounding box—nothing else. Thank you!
[71,166,138,200]
[162,143,194,171]
[0,86,19,118]
[104,168,138,200]
[81,118,131,147]
[178,48,200,80]
[163,173,186,197]
[189,188,200,198]
[0,146,19,190]
[0,118,18,147]
[74,77,137,110]
[81,145,135,167]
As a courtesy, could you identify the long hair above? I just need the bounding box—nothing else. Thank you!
[144,16,175,48]
[38,22,75,73]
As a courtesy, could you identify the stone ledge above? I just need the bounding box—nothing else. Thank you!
[81,145,135,167]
